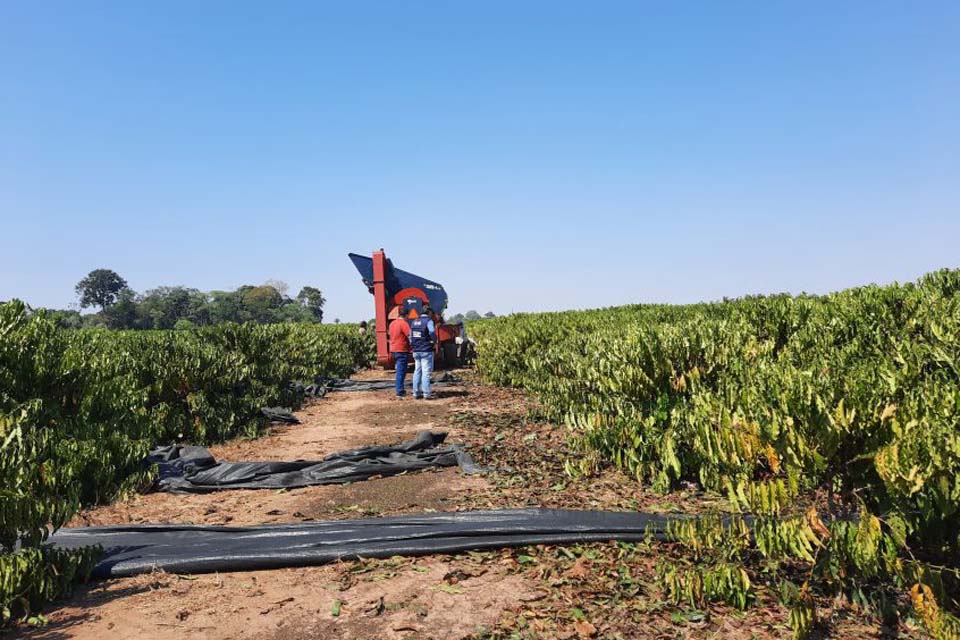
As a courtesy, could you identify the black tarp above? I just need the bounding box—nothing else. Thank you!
[48,508,681,578]
[267,373,461,422]
[260,406,299,424]
[148,431,483,493]
[301,372,461,397]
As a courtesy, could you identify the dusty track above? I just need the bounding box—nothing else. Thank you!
[12,371,893,640]
[19,373,515,640]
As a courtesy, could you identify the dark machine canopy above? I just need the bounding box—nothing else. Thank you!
[349,252,449,314]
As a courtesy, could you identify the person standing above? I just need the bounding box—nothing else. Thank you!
[388,315,411,398]
[409,305,437,399]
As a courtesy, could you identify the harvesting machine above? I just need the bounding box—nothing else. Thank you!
[348,249,473,368]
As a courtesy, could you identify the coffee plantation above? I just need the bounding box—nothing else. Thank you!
[472,269,960,637]
[5,268,960,637]
[0,301,373,623]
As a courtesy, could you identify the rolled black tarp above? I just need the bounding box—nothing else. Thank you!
[48,508,679,578]
[149,431,483,493]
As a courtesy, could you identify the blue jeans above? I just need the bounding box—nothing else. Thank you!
[392,352,409,396]
[412,351,434,398]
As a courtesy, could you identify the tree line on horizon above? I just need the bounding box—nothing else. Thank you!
[446,310,496,323]
[35,268,327,330]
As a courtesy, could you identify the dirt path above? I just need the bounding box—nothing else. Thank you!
[67,379,481,528]
[17,372,530,640]
[12,371,892,640]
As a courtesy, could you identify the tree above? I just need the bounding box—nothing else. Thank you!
[263,279,290,297]
[275,301,316,324]
[448,313,465,324]
[75,269,128,311]
[139,287,204,329]
[296,286,326,322]
[43,308,83,329]
[484,311,496,318]
[242,285,285,323]
[465,310,482,321]
[103,288,140,329]
[205,290,246,324]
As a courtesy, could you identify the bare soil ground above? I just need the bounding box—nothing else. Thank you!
[9,371,903,640]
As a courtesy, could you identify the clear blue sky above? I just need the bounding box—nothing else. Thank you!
[1,2,957,321]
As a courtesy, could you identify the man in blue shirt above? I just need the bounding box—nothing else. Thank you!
[408,305,437,399]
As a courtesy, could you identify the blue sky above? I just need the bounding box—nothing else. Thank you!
[1,2,957,321]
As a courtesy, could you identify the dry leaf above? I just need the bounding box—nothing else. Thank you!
[564,558,592,580]
[880,403,897,421]
[573,619,597,638]
[806,506,831,541]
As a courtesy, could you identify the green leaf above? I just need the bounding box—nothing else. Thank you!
[437,584,463,594]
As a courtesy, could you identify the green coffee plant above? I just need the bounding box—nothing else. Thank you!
[473,268,960,635]
[0,301,374,623]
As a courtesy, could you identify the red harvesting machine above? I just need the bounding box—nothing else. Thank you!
[348,249,473,368]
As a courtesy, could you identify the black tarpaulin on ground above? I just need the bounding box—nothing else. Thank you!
[265,372,462,423]
[48,508,677,578]
[300,372,461,397]
[148,431,483,493]
[260,406,300,424]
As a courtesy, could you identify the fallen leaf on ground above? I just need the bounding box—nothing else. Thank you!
[564,558,592,580]
[573,619,597,638]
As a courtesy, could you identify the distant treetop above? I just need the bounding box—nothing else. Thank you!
[75,269,128,311]
[446,310,495,323]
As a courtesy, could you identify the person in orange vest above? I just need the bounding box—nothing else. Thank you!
[388,313,412,398]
